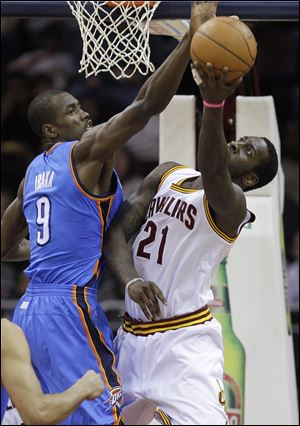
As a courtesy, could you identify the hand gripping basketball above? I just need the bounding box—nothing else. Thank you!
[192,62,242,103]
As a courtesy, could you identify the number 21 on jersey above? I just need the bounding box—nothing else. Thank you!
[136,220,169,265]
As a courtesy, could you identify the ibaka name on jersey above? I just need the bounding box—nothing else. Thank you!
[146,195,197,230]
[35,171,55,191]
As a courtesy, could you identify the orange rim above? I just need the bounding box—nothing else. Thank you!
[105,1,156,8]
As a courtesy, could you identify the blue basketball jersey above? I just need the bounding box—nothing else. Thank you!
[23,141,123,288]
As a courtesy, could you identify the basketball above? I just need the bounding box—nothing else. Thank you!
[190,16,257,82]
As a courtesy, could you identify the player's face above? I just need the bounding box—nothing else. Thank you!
[54,93,93,141]
[227,136,269,176]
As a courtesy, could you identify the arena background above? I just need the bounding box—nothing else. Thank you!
[1,1,299,425]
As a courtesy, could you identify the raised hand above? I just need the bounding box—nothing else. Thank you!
[190,1,219,38]
[128,280,168,321]
[191,62,242,103]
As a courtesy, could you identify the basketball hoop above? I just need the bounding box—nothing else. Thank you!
[67,1,161,80]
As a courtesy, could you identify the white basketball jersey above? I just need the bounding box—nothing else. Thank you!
[126,166,253,320]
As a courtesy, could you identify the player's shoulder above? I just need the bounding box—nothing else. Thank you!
[156,161,183,176]
[145,162,182,183]
[140,162,181,194]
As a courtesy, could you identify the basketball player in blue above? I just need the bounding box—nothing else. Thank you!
[1,2,219,424]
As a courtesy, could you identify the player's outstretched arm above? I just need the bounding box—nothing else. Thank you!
[1,319,104,425]
[73,2,218,190]
[192,62,247,225]
[1,179,30,262]
[104,162,178,320]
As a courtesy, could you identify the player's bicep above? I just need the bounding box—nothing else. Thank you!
[107,196,152,245]
[75,100,151,163]
[106,162,179,242]
[2,326,44,423]
[3,358,43,404]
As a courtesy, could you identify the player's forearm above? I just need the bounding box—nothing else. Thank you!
[198,107,229,174]
[1,239,30,262]
[104,199,150,286]
[136,32,192,114]
[29,382,89,425]
[104,233,141,287]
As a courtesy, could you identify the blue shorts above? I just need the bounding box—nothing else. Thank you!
[1,386,9,424]
[13,283,124,425]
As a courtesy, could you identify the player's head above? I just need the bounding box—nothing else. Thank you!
[228,136,278,191]
[27,90,92,142]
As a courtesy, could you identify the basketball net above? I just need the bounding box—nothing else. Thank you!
[67,1,161,79]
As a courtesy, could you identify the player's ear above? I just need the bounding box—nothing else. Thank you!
[42,124,58,140]
[242,173,258,189]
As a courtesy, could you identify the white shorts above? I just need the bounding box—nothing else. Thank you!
[114,316,228,425]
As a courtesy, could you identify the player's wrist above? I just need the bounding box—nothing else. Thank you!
[203,99,225,108]
[125,277,144,292]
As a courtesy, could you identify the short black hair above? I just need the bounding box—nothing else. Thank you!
[244,137,279,192]
[27,89,65,138]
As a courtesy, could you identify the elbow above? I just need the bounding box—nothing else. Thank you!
[20,399,57,425]
[21,410,47,426]
[141,84,165,116]
[31,401,58,425]
[138,97,157,119]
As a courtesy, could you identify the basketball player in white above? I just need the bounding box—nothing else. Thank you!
[103,32,279,426]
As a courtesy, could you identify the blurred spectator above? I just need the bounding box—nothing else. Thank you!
[1,140,35,193]
[7,22,76,89]
[30,73,54,98]
[1,74,37,147]
[1,186,14,218]
[1,19,29,68]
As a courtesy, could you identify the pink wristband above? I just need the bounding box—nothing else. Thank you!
[203,100,225,108]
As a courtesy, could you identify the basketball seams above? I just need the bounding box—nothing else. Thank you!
[192,31,251,68]
[191,48,246,74]
[216,18,256,62]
